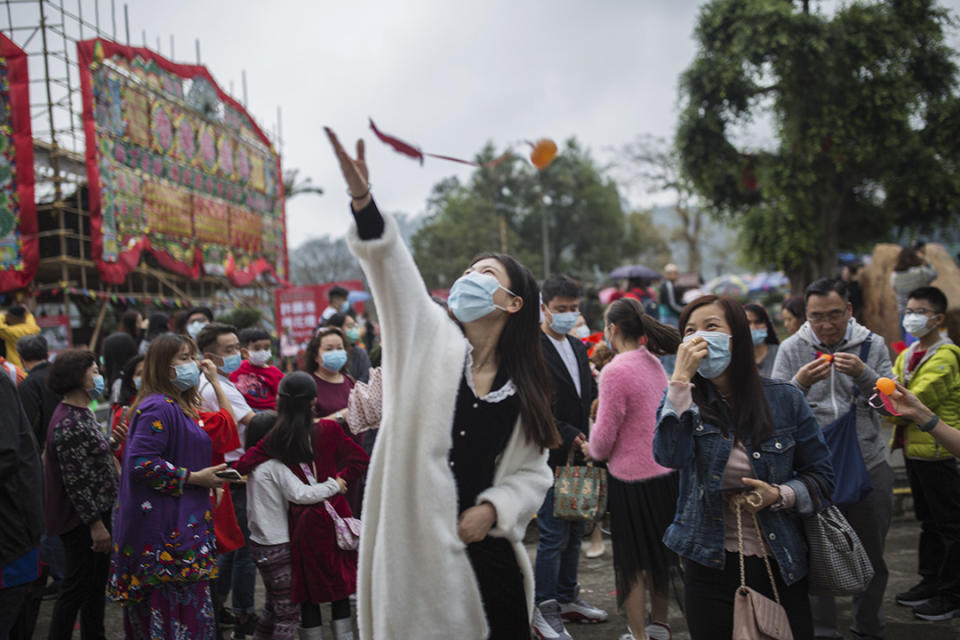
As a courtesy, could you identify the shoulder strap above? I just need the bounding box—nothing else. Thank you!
[849,333,872,399]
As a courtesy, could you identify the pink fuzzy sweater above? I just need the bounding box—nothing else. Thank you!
[589,348,671,482]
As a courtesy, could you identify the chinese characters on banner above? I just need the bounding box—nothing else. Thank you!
[275,281,365,345]
[76,38,287,286]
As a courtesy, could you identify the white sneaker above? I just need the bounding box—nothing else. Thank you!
[533,600,572,640]
[646,621,671,640]
[559,586,608,623]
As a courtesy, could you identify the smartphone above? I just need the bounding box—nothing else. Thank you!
[717,485,751,494]
[215,469,243,482]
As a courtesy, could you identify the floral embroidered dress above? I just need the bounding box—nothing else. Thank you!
[108,393,218,639]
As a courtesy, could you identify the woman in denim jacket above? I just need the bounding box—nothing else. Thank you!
[654,295,834,640]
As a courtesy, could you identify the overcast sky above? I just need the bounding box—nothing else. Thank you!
[23,1,960,248]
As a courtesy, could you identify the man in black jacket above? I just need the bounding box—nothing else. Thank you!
[532,276,607,640]
[16,335,61,449]
[0,371,43,637]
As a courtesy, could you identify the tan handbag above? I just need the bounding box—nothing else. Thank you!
[552,447,607,521]
[732,501,794,640]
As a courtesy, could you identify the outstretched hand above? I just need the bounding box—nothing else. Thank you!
[324,127,370,210]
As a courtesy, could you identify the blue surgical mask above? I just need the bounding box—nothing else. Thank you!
[683,330,732,379]
[221,353,242,374]
[186,320,206,340]
[321,349,348,372]
[345,327,360,344]
[750,328,768,346]
[89,374,105,398]
[171,361,200,391]
[448,271,515,324]
[549,311,580,335]
[133,376,142,390]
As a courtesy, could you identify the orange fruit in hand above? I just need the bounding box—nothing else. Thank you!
[819,353,833,363]
[876,377,895,395]
[530,139,558,169]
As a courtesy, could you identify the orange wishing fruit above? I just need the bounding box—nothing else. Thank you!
[876,377,895,395]
[530,139,558,169]
[819,353,833,363]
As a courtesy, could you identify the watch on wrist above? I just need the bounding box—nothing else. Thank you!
[919,414,940,433]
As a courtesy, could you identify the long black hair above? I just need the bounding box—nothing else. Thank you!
[743,303,780,346]
[117,354,145,406]
[605,298,680,356]
[265,372,318,465]
[469,253,559,449]
[678,295,773,444]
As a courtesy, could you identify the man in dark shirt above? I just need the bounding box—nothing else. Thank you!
[533,275,607,640]
[16,335,61,449]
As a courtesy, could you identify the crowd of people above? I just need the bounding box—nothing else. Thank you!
[0,127,956,640]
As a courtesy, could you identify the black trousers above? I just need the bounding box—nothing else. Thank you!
[683,553,814,640]
[47,517,111,640]
[467,537,528,640]
[906,457,960,595]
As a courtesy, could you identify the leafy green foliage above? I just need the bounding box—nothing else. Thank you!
[412,139,666,288]
[677,0,960,289]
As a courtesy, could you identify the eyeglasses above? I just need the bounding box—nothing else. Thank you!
[807,310,847,325]
[904,308,934,316]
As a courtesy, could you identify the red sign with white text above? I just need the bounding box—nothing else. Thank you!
[274,281,365,343]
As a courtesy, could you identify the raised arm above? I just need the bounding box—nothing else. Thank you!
[326,128,450,350]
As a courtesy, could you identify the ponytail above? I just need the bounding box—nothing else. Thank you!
[607,298,681,356]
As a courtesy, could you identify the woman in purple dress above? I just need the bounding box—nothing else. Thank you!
[107,333,232,639]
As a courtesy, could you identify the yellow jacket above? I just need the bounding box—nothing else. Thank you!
[0,312,39,368]
[891,337,960,460]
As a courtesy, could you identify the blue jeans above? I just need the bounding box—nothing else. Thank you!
[534,486,583,604]
[215,483,257,614]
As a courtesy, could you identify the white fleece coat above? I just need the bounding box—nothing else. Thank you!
[347,213,552,640]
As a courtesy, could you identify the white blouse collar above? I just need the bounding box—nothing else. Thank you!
[463,343,517,404]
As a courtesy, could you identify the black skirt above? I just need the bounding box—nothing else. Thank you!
[466,536,528,640]
[608,471,679,607]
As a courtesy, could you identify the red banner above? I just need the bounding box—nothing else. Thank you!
[77,38,288,286]
[275,281,365,343]
[0,34,37,292]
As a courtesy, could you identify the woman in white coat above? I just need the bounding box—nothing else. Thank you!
[325,128,558,640]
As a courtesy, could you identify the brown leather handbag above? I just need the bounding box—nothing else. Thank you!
[732,501,794,640]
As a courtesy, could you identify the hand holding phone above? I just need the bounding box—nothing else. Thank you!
[214,469,244,482]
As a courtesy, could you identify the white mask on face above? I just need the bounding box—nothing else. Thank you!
[248,349,272,366]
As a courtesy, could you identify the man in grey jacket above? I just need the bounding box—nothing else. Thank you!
[772,277,894,640]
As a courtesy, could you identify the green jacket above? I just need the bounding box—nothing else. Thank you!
[891,337,960,460]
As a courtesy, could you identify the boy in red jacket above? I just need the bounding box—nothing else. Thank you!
[230,327,284,411]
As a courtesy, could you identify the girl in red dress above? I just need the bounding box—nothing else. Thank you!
[235,372,369,640]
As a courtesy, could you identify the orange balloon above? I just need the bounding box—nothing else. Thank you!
[530,139,558,170]
[876,377,895,395]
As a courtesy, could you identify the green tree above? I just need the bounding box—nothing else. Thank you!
[412,139,650,287]
[283,168,324,200]
[676,0,960,291]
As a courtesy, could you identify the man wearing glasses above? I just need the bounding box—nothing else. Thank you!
[772,278,894,640]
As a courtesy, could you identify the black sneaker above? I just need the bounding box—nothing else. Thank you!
[896,578,940,607]
[232,613,257,640]
[913,595,960,621]
[217,607,238,628]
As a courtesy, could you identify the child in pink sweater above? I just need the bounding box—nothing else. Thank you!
[587,297,681,640]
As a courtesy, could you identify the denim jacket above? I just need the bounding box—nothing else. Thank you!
[653,379,834,585]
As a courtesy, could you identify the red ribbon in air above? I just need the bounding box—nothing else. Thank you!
[368,118,512,168]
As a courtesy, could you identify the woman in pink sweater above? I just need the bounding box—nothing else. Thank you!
[587,297,681,640]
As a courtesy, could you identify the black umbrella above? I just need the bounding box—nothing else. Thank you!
[608,264,661,281]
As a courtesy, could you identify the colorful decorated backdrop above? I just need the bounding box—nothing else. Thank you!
[0,34,37,292]
[77,38,286,286]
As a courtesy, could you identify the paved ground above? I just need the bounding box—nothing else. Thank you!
[31,511,960,639]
